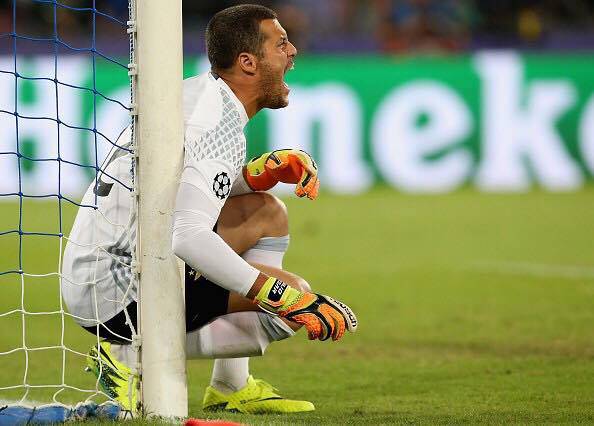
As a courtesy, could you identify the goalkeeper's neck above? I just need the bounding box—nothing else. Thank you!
[213,68,261,119]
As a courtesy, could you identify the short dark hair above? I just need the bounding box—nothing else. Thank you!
[206,4,278,71]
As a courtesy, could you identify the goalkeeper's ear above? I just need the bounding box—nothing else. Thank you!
[237,52,258,76]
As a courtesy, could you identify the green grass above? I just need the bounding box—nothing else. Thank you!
[2,187,594,424]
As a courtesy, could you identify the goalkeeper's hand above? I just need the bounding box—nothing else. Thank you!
[243,149,320,200]
[253,277,358,341]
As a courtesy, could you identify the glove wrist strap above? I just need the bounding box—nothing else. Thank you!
[255,277,302,314]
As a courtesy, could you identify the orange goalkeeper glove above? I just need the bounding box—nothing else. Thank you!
[243,149,320,200]
[254,277,358,341]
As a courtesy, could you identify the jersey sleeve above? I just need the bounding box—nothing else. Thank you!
[172,117,259,296]
[172,180,259,297]
[229,167,253,197]
[180,157,236,211]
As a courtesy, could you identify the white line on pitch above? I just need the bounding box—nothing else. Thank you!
[467,261,594,280]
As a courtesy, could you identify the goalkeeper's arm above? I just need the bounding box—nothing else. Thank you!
[172,179,356,341]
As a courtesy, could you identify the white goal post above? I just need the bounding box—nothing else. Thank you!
[132,0,187,418]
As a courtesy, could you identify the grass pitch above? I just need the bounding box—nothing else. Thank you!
[1,187,594,424]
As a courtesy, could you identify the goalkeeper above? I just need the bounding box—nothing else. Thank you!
[61,4,357,415]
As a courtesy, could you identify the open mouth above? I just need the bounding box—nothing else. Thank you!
[283,61,294,91]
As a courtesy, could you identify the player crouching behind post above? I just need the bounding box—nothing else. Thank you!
[61,4,357,416]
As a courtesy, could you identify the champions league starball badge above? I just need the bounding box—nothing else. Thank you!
[213,172,231,200]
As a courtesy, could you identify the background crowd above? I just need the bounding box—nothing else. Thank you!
[2,0,594,54]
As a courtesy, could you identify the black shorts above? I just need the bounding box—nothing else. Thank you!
[82,265,231,343]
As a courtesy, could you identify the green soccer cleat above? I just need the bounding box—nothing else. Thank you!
[203,375,315,414]
[85,341,138,413]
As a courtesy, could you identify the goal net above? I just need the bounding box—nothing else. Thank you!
[0,0,186,422]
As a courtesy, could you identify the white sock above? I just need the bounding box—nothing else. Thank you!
[209,235,290,394]
[204,313,295,394]
[241,235,289,269]
[187,311,294,359]
[210,357,249,394]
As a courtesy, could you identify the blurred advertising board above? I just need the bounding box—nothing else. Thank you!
[1,52,593,198]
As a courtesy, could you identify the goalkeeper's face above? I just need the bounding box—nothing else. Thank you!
[257,19,297,109]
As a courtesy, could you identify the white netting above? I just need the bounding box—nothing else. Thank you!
[0,0,139,418]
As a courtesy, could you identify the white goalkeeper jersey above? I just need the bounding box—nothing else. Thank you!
[62,72,250,326]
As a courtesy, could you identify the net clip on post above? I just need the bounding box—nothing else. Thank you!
[126,20,137,35]
[128,102,138,116]
[127,63,137,77]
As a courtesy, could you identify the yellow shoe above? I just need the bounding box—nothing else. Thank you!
[203,375,315,414]
[86,341,138,413]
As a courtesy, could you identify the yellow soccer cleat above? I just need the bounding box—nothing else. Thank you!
[202,375,315,414]
[85,341,138,413]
